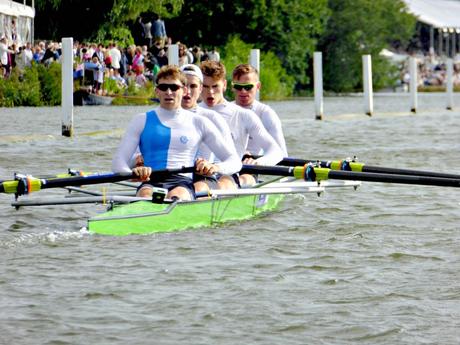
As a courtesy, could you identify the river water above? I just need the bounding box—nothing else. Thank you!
[1,93,459,344]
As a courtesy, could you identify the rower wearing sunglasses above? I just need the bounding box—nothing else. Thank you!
[231,64,288,158]
[199,61,284,187]
[112,65,242,200]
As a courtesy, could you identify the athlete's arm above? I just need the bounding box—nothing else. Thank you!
[261,107,288,156]
[112,113,146,173]
[195,109,236,163]
[197,117,242,175]
[243,110,283,166]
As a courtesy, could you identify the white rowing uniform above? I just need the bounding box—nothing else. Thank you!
[233,99,288,157]
[191,106,235,162]
[125,107,234,168]
[112,107,242,176]
[200,100,284,166]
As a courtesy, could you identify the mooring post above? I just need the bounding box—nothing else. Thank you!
[362,54,373,116]
[446,58,454,110]
[314,52,324,120]
[168,44,179,66]
[409,56,418,113]
[61,37,74,137]
[249,49,260,101]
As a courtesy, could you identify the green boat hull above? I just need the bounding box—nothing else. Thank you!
[88,193,284,236]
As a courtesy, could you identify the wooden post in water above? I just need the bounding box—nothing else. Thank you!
[313,52,323,120]
[409,57,418,113]
[61,37,74,137]
[452,31,457,57]
[362,54,373,116]
[446,58,454,110]
[168,44,179,66]
[249,49,260,101]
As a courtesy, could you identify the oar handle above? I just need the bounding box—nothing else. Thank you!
[240,164,295,176]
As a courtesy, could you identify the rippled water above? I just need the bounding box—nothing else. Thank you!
[1,93,460,344]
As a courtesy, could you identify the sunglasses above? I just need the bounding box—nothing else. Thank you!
[156,83,183,92]
[232,82,257,91]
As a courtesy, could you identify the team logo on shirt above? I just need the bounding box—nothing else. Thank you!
[180,136,189,144]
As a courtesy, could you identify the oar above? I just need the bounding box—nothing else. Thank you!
[240,164,460,188]
[0,167,195,195]
[243,154,460,180]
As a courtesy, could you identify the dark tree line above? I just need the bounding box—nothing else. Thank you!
[33,0,416,92]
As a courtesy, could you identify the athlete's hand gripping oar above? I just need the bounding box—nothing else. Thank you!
[0,167,196,195]
[240,164,460,188]
[243,154,460,180]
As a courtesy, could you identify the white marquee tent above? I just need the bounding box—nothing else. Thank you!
[0,0,35,45]
[404,0,460,29]
[404,0,460,55]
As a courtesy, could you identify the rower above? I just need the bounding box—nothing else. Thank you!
[180,64,238,191]
[129,64,239,192]
[199,60,284,187]
[112,65,242,201]
[231,64,288,157]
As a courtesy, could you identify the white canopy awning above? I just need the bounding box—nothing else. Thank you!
[404,0,460,29]
[0,0,35,18]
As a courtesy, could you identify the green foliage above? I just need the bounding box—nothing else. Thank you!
[0,63,62,107]
[318,0,416,92]
[0,67,42,106]
[108,0,183,23]
[111,80,156,106]
[260,52,295,100]
[34,0,331,88]
[19,66,43,105]
[220,36,294,100]
[35,0,184,42]
[36,62,62,105]
[103,78,124,96]
[220,36,253,77]
[32,0,419,94]
[95,27,135,48]
[371,57,402,90]
[220,36,253,100]
[169,0,329,87]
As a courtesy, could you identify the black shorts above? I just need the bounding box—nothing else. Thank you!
[138,174,196,199]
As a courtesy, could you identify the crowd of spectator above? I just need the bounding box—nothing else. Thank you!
[0,17,221,97]
[395,51,460,90]
[72,38,221,95]
[4,20,460,94]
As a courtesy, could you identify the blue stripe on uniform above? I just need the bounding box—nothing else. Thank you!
[139,110,171,170]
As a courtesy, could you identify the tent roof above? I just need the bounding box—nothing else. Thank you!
[0,0,35,18]
[404,0,460,29]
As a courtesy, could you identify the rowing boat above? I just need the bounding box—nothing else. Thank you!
[87,179,360,235]
[3,160,460,236]
[5,174,359,235]
[88,191,283,235]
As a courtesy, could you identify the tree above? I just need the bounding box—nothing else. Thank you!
[220,36,295,100]
[33,0,417,93]
[167,0,330,86]
[34,0,183,44]
[317,0,416,92]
